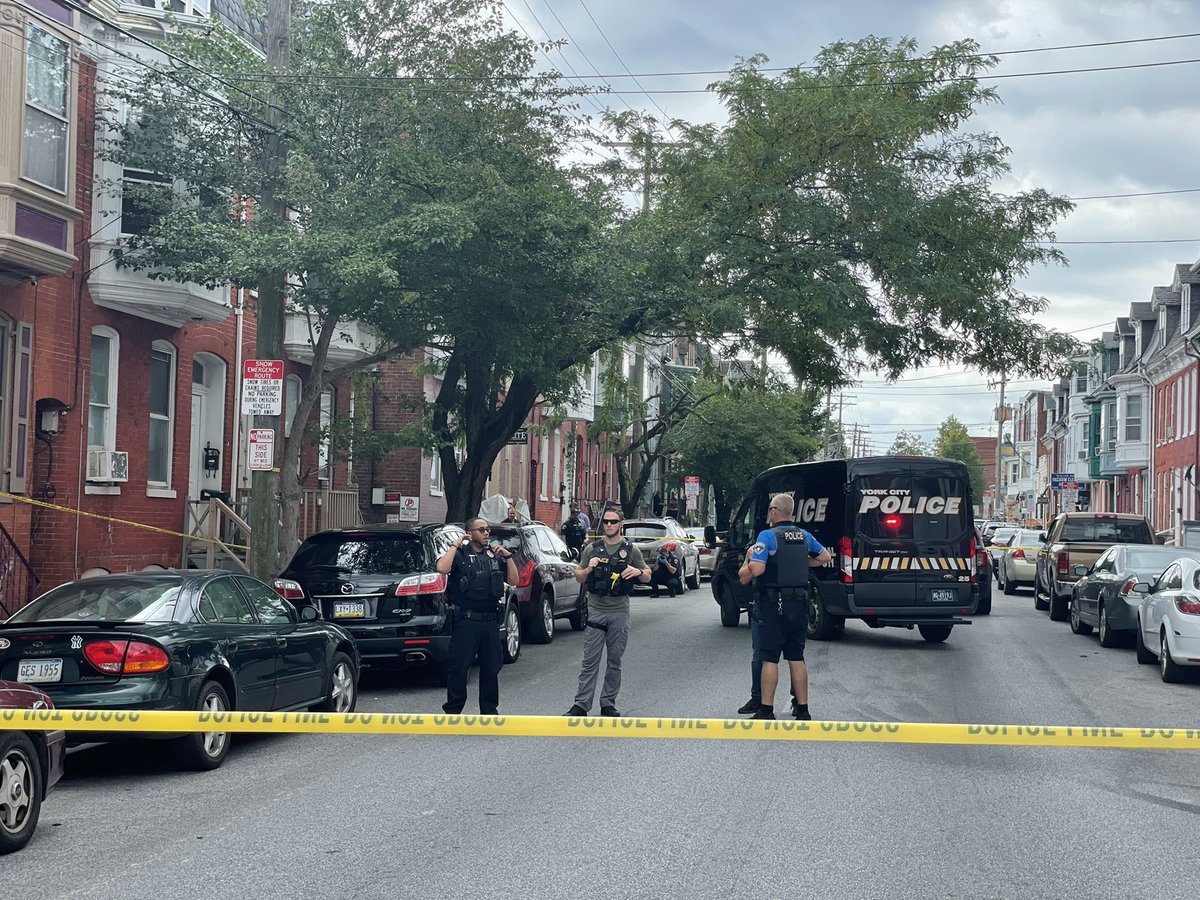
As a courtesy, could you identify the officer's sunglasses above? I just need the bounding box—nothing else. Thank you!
[472,526,491,533]
[601,518,621,525]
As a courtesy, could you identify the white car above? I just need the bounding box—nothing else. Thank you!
[684,527,717,577]
[1134,556,1200,682]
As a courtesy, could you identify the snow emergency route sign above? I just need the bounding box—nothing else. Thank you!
[241,359,284,416]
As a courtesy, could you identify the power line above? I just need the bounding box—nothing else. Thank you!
[1068,187,1200,201]
[1041,238,1200,245]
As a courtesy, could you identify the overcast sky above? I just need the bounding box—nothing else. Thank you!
[503,0,1200,450]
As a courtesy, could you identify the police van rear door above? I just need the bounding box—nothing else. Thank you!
[850,460,973,607]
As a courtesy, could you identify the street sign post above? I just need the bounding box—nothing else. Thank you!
[247,428,275,471]
[241,359,285,416]
[1051,472,1075,492]
[684,475,700,497]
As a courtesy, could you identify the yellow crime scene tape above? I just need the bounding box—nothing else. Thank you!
[0,490,247,549]
[2,709,1199,750]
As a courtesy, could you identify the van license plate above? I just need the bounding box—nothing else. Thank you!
[931,590,955,603]
[333,602,365,618]
[18,658,63,683]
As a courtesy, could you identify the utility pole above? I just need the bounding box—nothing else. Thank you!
[993,371,1007,520]
[248,0,291,580]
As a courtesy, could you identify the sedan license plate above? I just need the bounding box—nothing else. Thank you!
[18,658,63,684]
[333,602,365,618]
[931,590,956,603]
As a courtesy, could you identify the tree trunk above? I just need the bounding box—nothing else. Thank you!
[715,488,732,531]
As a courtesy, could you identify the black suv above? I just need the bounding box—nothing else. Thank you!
[489,522,586,644]
[276,524,521,679]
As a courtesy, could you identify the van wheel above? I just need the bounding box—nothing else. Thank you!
[807,589,840,641]
[918,624,953,643]
[717,584,740,627]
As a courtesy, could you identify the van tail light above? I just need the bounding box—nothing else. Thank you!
[1056,552,1071,578]
[1119,577,1139,598]
[969,536,978,583]
[271,578,306,601]
[1011,548,1025,560]
[1174,596,1200,616]
[84,640,169,675]
[516,560,537,588]
[839,536,854,584]
[395,572,449,596]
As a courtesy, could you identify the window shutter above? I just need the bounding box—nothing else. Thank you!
[9,322,33,493]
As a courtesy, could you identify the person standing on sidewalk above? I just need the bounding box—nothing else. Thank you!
[564,509,650,717]
[436,518,518,715]
[738,494,830,720]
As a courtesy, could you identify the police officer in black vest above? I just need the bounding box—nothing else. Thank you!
[436,517,518,715]
[739,494,831,720]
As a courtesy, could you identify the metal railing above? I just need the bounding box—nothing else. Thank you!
[299,489,362,539]
[182,497,252,573]
[0,519,39,617]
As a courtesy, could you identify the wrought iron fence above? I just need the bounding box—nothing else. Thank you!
[0,519,39,617]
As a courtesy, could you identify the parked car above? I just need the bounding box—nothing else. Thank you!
[489,521,585,644]
[1035,512,1156,622]
[277,524,521,677]
[973,526,992,616]
[0,571,358,770]
[1133,556,1200,682]
[1070,545,1200,648]
[0,681,65,854]
[996,528,1044,594]
[984,526,1020,566]
[621,518,702,590]
[684,527,718,578]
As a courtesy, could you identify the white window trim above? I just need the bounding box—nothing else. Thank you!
[429,454,444,496]
[146,487,177,499]
[89,326,120,451]
[148,340,176,487]
[551,430,561,501]
[85,484,121,496]
[22,24,70,195]
[1124,394,1142,443]
[539,435,549,501]
[318,386,334,483]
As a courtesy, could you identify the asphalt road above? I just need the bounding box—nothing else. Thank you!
[9,584,1200,899]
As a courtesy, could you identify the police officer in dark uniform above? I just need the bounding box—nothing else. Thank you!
[738,494,831,720]
[435,517,518,715]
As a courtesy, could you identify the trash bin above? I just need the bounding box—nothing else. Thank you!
[199,489,232,505]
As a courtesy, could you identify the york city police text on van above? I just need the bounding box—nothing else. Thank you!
[857,490,961,516]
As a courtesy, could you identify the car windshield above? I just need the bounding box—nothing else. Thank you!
[1127,547,1200,571]
[1060,518,1153,542]
[9,578,181,623]
[290,533,426,574]
[624,524,667,539]
[1012,530,1043,547]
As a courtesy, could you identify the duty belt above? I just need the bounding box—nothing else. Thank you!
[456,608,499,622]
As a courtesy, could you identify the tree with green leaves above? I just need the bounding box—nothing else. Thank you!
[651,37,1081,387]
[888,430,932,456]
[934,416,987,504]
[663,378,827,528]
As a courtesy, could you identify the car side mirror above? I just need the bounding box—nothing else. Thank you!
[299,605,319,622]
[1132,582,1151,594]
[704,525,717,548]
[1073,565,1088,577]
[561,548,574,562]
[1038,532,1048,543]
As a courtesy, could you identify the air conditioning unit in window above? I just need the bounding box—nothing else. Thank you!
[1077,449,1089,460]
[87,449,129,483]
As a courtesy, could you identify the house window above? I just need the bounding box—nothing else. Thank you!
[430,453,444,495]
[1184,285,1193,332]
[148,342,176,485]
[1104,401,1117,450]
[318,386,334,483]
[551,430,561,500]
[88,328,119,449]
[1124,394,1142,443]
[539,435,549,500]
[284,375,301,437]
[134,0,211,15]
[23,25,70,193]
[120,168,172,235]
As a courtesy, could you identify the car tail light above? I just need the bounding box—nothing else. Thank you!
[839,536,853,584]
[271,578,305,601]
[123,641,170,673]
[84,640,169,674]
[1175,596,1200,616]
[395,572,448,596]
[1118,577,1139,597]
[1011,548,1025,560]
[969,535,978,583]
[698,546,712,556]
[516,560,537,588]
[1056,552,1071,578]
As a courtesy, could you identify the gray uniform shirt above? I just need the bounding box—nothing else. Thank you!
[580,539,647,614]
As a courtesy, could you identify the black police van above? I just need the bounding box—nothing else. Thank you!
[711,456,978,643]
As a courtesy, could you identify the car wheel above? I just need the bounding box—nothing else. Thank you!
[1160,631,1185,683]
[175,680,231,772]
[313,652,357,713]
[1002,568,1016,596]
[0,731,43,855]
[1069,599,1093,635]
[1097,601,1120,648]
[717,583,740,627]
[1135,617,1156,664]
[1034,574,1050,611]
[686,561,701,591]
[529,589,554,644]
[1048,591,1069,622]
[502,601,522,664]
[918,624,954,643]
[568,592,588,631]
[807,588,842,641]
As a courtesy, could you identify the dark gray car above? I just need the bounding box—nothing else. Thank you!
[1069,545,1200,648]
